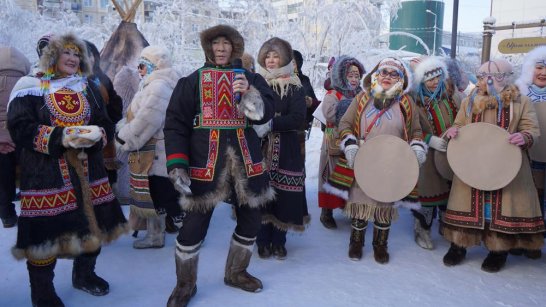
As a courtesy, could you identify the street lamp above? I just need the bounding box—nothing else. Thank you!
[426,9,437,55]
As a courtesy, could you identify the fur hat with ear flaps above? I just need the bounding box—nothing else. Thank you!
[139,45,172,70]
[257,37,293,68]
[39,33,92,76]
[200,24,244,65]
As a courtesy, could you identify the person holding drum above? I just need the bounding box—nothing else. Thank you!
[442,58,545,272]
[319,56,365,229]
[516,46,546,249]
[411,57,460,250]
[338,57,426,263]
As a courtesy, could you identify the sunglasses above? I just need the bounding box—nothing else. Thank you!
[137,63,145,70]
[379,69,400,79]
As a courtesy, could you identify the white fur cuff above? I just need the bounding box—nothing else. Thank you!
[240,86,264,121]
[340,134,357,151]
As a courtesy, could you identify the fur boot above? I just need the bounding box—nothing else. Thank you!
[167,241,199,307]
[372,223,390,264]
[72,249,109,296]
[414,218,434,250]
[27,259,64,307]
[481,251,508,273]
[320,208,337,229]
[348,219,367,260]
[443,243,467,266]
[133,214,166,249]
[224,233,263,293]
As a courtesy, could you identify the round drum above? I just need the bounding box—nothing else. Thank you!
[529,102,546,162]
[447,122,522,191]
[354,134,419,202]
[434,150,454,181]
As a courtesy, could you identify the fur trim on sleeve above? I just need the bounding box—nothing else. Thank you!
[240,86,264,121]
[340,134,357,151]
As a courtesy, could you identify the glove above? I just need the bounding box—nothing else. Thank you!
[428,135,447,152]
[253,121,271,138]
[411,144,427,167]
[344,144,359,169]
[169,168,192,195]
[62,125,102,149]
[508,132,525,146]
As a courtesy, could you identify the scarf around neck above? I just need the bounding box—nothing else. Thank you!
[8,75,87,109]
[258,62,301,98]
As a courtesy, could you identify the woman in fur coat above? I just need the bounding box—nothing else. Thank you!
[410,57,459,250]
[516,46,546,253]
[442,58,545,272]
[337,57,426,263]
[7,33,128,306]
[254,37,309,260]
[318,55,365,229]
[115,46,183,249]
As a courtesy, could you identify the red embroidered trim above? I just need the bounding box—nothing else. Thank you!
[20,186,78,217]
[189,129,219,181]
[90,177,115,206]
[237,128,264,177]
[33,125,54,154]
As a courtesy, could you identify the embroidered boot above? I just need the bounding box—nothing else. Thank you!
[372,223,391,264]
[72,249,109,296]
[320,208,337,229]
[414,218,433,250]
[443,243,467,266]
[133,214,166,249]
[27,258,64,307]
[224,233,263,293]
[481,251,508,273]
[167,241,199,307]
[348,219,367,261]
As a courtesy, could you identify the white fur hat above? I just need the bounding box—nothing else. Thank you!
[413,56,449,86]
[139,46,172,70]
[516,46,546,95]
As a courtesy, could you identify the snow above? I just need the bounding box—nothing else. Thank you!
[1,126,546,307]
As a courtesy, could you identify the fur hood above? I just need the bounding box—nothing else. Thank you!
[257,37,293,68]
[39,33,92,76]
[413,56,448,86]
[331,55,365,91]
[364,57,412,94]
[140,45,172,70]
[516,46,546,95]
[200,24,244,65]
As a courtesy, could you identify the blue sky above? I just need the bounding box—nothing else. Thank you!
[442,0,491,33]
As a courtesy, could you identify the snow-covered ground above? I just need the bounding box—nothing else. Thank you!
[1,126,546,307]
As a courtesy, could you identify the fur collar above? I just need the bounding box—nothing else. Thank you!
[470,84,520,114]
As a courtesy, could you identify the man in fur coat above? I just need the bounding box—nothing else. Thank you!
[443,59,545,272]
[164,24,275,306]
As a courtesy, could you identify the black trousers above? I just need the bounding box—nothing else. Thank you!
[257,223,287,246]
[0,151,16,219]
[177,204,261,246]
[149,175,182,218]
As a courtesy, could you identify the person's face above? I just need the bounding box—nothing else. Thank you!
[425,76,440,92]
[137,62,147,77]
[56,47,81,77]
[476,74,489,94]
[346,65,360,88]
[533,63,546,88]
[265,51,281,70]
[212,36,232,66]
[377,68,400,91]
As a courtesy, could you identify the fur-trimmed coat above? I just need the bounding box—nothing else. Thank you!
[117,67,182,177]
[7,78,127,260]
[164,64,276,212]
[444,86,545,234]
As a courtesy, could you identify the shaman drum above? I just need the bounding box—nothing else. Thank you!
[353,134,419,202]
[447,122,522,191]
[529,102,546,162]
[434,150,454,181]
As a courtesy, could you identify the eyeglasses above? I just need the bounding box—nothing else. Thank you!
[378,69,400,79]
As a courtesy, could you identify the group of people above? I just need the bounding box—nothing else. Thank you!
[0,22,545,307]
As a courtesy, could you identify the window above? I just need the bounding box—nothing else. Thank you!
[83,0,93,7]
[100,0,108,8]
[84,14,93,23]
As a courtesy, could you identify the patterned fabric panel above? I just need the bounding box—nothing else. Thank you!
[33,125,55,154]
[198,68,247,129]
[90,177,116,206]
[20,185,78,217]
[45,88,91,127]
